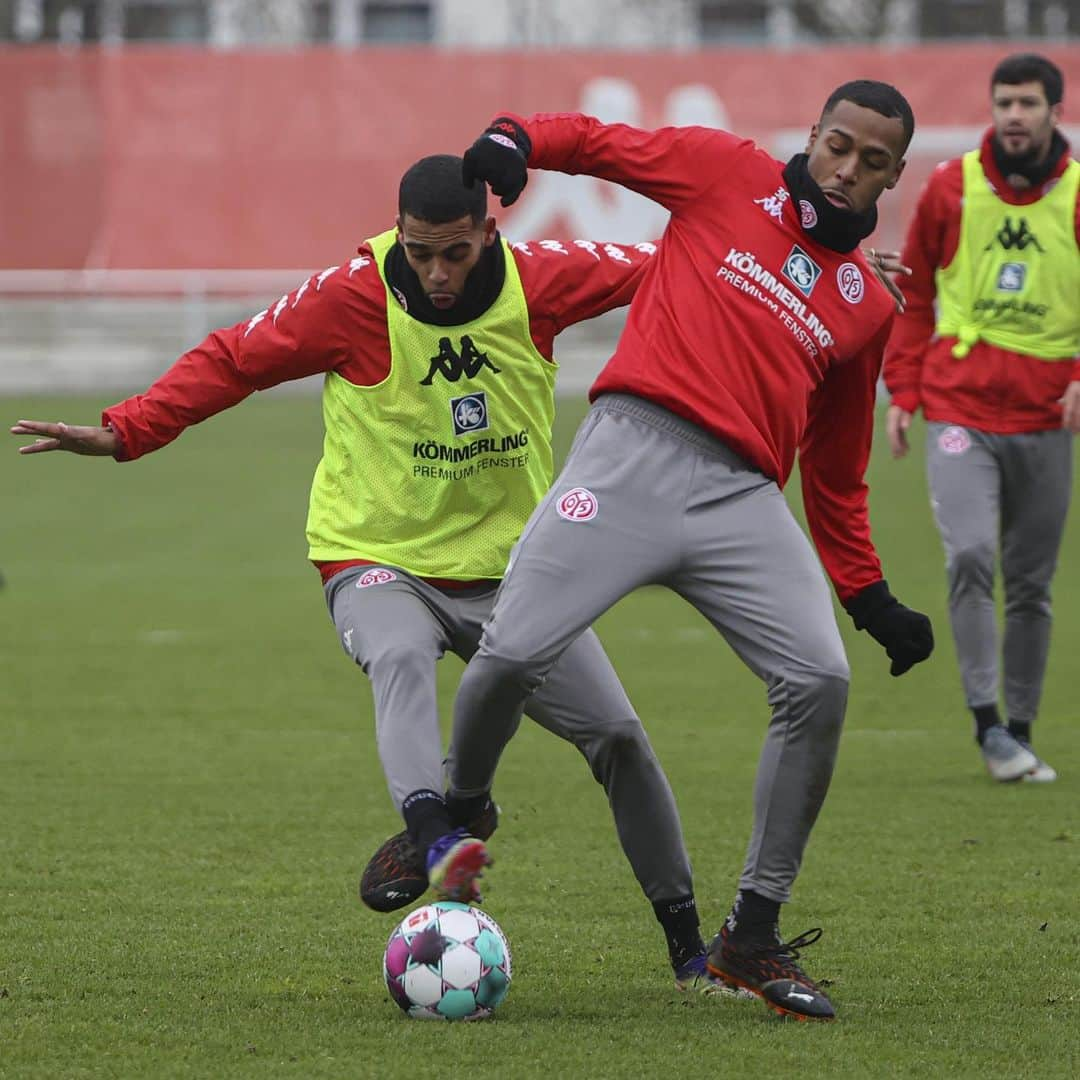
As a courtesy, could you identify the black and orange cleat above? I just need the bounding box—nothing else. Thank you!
[706,924,835,1021]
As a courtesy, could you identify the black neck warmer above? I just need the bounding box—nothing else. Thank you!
[782,154,878,254]
[384,235,506,326]
[991,129,1068,191]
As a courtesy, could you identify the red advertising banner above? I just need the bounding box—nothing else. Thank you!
[3,43,1078,278]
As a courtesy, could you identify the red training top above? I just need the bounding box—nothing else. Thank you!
[101,235,654,582]
[884,128,1080,432]
[515,111,897,602]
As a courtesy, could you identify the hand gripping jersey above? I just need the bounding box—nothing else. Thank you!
[512,112,897,601]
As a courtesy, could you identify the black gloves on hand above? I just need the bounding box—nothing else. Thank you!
[845,580,934,677]
[462,117,532,207]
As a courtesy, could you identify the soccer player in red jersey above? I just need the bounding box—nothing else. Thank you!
[444,82,935,1020]
[884,54,1079,785]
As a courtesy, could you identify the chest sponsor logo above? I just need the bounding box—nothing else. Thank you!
[754,186,789,220]
[836,262,865,304]
[995,262,1027,292]
[556,487,598,522]
[781,245,822,297]
[356,568,398,588]
[985,217,1044,253]
[938,426,971,456]
[420,335,501,386]
[451,392,490,436]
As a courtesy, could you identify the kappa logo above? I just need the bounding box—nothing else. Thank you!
[799,200,818,229]
[420,335,501,386]
[985,216,1045,253]
[556,487,598,522]
[938,426,971,456]
[781,244,822,297]
[837,262,865,304]
[451,392,489,436]
[356,568,398,588]
[754,186,789,220]
[996,262,1027,292]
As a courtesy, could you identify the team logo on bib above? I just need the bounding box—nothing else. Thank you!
[451,392,489,435]
[781,244,822,297]
[837,262,864,304]
[996,262,1026,292]
[556,487,598,522]
[799,200,818,229]
[356,568,398,588]
[938,426,971,455]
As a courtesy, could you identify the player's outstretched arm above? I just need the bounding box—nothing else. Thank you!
[11,420,117,457]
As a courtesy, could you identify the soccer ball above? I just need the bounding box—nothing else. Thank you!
[383,901,512,1020]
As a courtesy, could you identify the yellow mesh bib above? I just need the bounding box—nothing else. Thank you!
[305,230,558,579]
[935,150,1080,360]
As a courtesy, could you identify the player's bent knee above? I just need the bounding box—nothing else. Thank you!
[464,649,550,699]
[948,543,995,584]
[575,718,652,783]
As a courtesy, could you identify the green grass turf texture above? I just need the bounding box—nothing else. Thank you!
[2,392,1078,1079]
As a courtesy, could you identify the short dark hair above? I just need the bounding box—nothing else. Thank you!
[821,80,915,152]
[398,154,487,225]
[991,53,1063,106]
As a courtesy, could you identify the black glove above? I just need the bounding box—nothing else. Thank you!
[845,579,934,677]
[462,117,532,207]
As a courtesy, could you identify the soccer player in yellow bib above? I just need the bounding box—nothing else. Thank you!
[13,155,730,992]
[884,54,1080,783]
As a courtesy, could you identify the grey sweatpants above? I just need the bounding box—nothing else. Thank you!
[325,565,693,902]
[926,422,1073,725]
[451,394,851,904]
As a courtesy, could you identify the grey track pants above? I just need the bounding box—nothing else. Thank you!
[325,565,693,902]
[451,394,851,904]
[926,422,1074,724]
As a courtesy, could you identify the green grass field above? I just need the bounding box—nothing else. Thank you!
[2,392,1078,1078]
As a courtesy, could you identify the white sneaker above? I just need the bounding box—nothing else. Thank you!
[980,725,1038,782]
[1016,739,1057,783]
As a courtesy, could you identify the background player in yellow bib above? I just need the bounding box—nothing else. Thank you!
[884,54,1080,783]
[12,156,727,992]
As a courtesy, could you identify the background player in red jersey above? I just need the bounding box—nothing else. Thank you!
[12,155,729,994]
[440,82,935,1021]
[884,53,1079,785]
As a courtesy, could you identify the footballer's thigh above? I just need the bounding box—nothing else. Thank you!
[326,566,452,809]
[450,398,691,796]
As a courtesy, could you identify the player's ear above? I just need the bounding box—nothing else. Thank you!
[395,215,405,244]
[483,215,498,246]
[886,157,907,190]
[805,123,820,155]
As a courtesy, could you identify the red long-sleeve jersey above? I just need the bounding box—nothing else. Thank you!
[102,235,653,462]
[884,129,1080,431]
[515,112,897,602]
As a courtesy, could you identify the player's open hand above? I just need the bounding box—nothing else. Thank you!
[1059,380,1080,434]
[462,117,532,207]
[863,247,911,313]
[11,419,118,456]
[885,404,914,459]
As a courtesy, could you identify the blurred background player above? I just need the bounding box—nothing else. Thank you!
[12,155,722,993]
[439,81,934,1021]
[883,53,1079,784]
